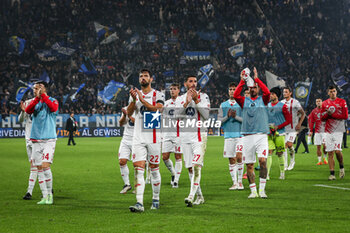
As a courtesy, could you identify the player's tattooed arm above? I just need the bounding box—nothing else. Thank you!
[295,108,305,131]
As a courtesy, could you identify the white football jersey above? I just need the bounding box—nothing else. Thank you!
[18,99,33,140]
[129,89,165,144]
[176,91,210,143]
[281,98,302,132]
[162,97,180,140]
[121,107,135,143]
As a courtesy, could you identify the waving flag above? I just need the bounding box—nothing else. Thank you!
[9,80,33,105]
[9,36,26,55]
[79,56,97,75]
[228,43,244,58]
[197,64,214,88]
[265,70,286,89]
[98,81,126,104]
[94,22,117,44]
[294,81,313,108]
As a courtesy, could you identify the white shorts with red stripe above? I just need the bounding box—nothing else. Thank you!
[182,133,207,168]
[118,139,132,160]
[32,140,56,166]
[132,142,161,165]
[242,134,268,164]
[285,132,297,143]
[314,133,326,146]
[325,132,343,152]
[162,137,182,154]
[223,137,243,158]
[26,139,33,162]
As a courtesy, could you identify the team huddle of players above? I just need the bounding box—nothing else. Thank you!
[19,68,347,211]
[116,68,348,212]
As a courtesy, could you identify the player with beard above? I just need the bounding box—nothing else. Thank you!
[321,86,348,180]
[281,87,305,171]
[127,69,165,212]
[233,67,270,199]
[176,75,210,207]
[309,99,328,165]
[162,83,183,188]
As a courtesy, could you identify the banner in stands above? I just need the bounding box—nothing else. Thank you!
[183,51,210,61]
[294,81,313,108]
[0,114,123,138]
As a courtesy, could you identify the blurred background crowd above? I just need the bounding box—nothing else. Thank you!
[1,0,349,116]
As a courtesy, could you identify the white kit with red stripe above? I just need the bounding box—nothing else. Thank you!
[176,91,211,143]
[281,97,302,133]
[129,89,165,144]
[162,98,181,140]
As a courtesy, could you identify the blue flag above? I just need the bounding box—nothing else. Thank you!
[39,70,50,83]
[79,56,97,75]
[197,64,214,88]
[98,81,126,104]
[9,36,26,55]
[10,80,33,105]
[70,83,86,102]
[294,81,313,108]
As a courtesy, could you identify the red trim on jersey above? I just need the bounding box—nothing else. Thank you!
[197,112,202,142]
[176,119,180,137]
[25,97,40,114]
[152,91,157,143]
[290,99,294,129]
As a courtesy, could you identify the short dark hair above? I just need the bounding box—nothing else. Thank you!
[283,86,292,93]
[229,82,237,88]
[35,81,49,89]
[184,74,197,82]
[170,83,180,89]
[328,85,337,90]
[139,68,152,78]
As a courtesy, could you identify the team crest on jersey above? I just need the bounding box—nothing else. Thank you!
[140,106,147,115]
[185,107,195,116]
[168,109,174,116]
[143,110,161,129]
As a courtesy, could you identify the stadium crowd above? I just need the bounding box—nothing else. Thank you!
[1,0,349,116]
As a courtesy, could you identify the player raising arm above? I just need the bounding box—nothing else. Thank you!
[233,67,270,199]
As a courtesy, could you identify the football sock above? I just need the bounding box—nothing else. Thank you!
[174,159,182,183]
[135,167,145,205]
[151,167,161,200]
[120,164,130,186]
[164,159,175,176]
[43,167,53,195]
[27,165,37,195]
[249,183,257,193]
[189,166,201,197]
[229,163,237,184]
[289,147,295,162]
[278,156,285,173]
[237,163,244,183]
[267,155,272,175]
[37,169,48,198]
[318,156,322,162]
[283,151,288,169]
[259,178,266,193]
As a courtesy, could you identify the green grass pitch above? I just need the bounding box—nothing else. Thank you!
[0,136,350,233]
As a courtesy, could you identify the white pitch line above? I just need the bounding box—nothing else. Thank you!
[328,183,350,186]
[314,184,350,190]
